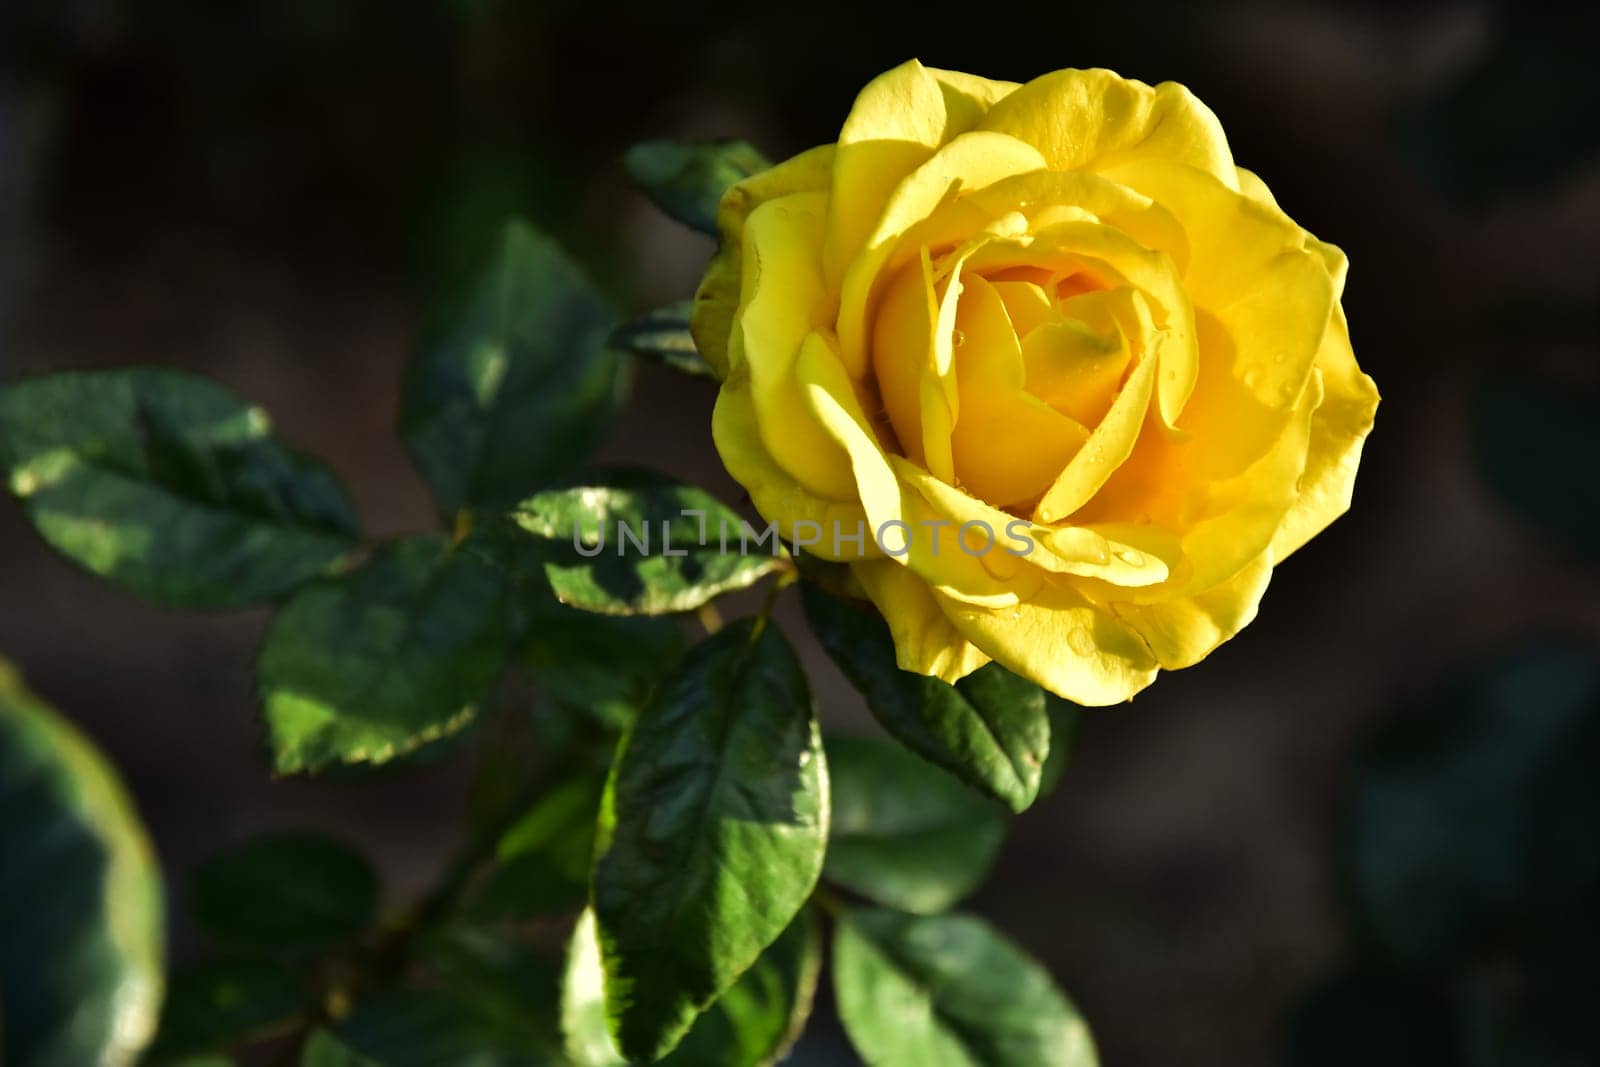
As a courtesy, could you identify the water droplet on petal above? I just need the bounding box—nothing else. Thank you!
[951,329,966,348]
[1113,546,1145,566]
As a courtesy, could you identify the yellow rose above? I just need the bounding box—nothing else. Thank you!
[691,60,1379,705]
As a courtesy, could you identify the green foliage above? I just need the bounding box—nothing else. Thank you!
[563,907,821,1067]
[520,600,687,729]
[0,191,1094,1066]
[612,301,717,380]
[833,908,1098,1067]
[148,958,307,1061]
[507,467,788,616]
[824,734,1007,914]
[402,219,626,517]
[623,139,771,235]
[463,774,604,922]
[591,619,827,1062]
[258,534,512,774]
[301,1029,380,1067]
[191,832,379,959]
[335,988,557,1066]
[0,659,165,1067]
[803,583,1051,812]
[0,368,359,608]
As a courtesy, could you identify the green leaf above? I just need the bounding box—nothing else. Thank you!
[802,583,1050,812]
[522,598,687,728]
[147,958,306,1061]
[824,734,1006,914]
[463,774,604,922]
[623,139,771,235]
[591,620,827,1061]
[507,467,787,616]
[659,908,822,1067]
[191,831,379,958]
[833,909,1097,1067]
[258,534,511,774]
[1344,639,1600,972]
[611,300,716,380]
[1471,367,1600,563]
[302,1029,380,1067]
[401,220,625,516]
[0,368,359,608]
[336,988,557,1067]
[563,907,821,1067]
[412,925,564,1053]
[0,659,164,1067]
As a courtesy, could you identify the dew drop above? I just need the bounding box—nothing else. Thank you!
[1242,367,1262,390]
[951,329,966,348]
[1112,546,1145,566]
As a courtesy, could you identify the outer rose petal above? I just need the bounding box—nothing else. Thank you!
[854,556,992,682]
[978,69,1238,191]
[1270,304,1380,560]
[736,191,857,499]
[1113,552,1273,670]
[692,144,835,378]
[931,580,1160,706]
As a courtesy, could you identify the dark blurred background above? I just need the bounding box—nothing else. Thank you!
[2,2,1597,1065]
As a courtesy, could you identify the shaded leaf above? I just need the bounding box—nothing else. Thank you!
[802,583,1050,812]
[522,598,687,728]
[623,139,770,235]
[463,774,604,922]
[336,989,556,1067]
[191,832,378,958]
[507,467,787,616]
[413,925,564,1052]
[0,659,164,1067]
[833,909,1097,1067]
[402,220,625,516]
[591,620,827,1061]
[824,734,1006,914]
[611,301,716,380]
[148,959,305,1061]
[302,1029,380,1067]
[0,368,359,608]
[258,534,511,774]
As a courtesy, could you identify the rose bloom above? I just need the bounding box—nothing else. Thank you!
[692,60,1379,705]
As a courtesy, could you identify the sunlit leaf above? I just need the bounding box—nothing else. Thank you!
[834,909,1097,1067]
[591,620,827,1061]
[506,467,787,616]
[258,535,511,774]
[0,368,359,608]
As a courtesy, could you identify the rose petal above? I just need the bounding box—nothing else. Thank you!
[854,556,993,682]
[691,144,835,378]
[978,68,1238,190]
